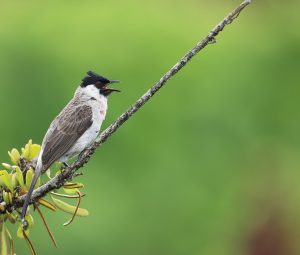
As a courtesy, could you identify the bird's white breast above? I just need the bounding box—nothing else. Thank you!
[60,94,107,161]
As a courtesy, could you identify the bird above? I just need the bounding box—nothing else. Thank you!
[21,71,120,225]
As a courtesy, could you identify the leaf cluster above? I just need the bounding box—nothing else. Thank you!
[0,140,89,255]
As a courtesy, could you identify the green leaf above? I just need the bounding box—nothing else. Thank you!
[0,171,13,192]
[5,228,14,255]
[21,139,33,159]
[46,169,51,179]
[28,144,40,160]
[8,148,20,165]
[17,225,30,239]
[6,211,17,224]
[37,198,56,212]
[27,139,32,146]
[35,176,41,189]
[0,173,4,186]
[2,191,9,204]
[25,215,34,229]
[63,188,80,194]
[63,182,84,189]
[15,166,24,187]
[1,164,12,171]
[2,191,12,205]
[25,169,34,189]
[1,224,8,255]
[51,197,89,217]
[21,146,29,159]
[11,173,17,190]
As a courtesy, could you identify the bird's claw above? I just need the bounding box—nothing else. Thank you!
[63,162,70,168]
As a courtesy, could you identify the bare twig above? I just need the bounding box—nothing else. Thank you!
[3,0,252,211]
[23,230,37,255]
[62,191,82,226]
[35,207,58,248]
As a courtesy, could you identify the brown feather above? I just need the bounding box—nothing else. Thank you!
[41,105,93,170]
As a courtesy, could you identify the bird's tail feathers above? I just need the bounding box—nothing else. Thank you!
[21,160,43,221]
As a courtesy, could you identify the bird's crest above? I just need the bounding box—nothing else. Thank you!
[81,71,110,87]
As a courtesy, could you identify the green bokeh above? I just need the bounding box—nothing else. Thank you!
[0,0,299,254]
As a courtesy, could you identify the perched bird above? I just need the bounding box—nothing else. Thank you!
[21,71,120,224]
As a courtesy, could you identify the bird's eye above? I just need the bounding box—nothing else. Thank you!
[95,81,102,88]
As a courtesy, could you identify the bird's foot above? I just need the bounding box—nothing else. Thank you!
[73,172,84,177]
[61,162,70,174]
[78,150,86,160]
[63,162,70,168]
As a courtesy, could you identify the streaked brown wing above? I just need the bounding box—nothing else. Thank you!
[41,105,93,170]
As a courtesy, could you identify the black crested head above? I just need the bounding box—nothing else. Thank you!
[80,70,121,97]
[80,71,110,88]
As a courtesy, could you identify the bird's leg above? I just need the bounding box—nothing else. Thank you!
[61,162,70,174]
[78,150,87,160]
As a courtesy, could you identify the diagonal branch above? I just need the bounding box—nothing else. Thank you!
[6,0,252,211]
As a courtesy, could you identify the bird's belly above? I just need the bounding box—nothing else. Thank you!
[71,122,100,152]
[59,107,105,162]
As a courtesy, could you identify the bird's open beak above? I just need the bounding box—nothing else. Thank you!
[107,80,121,92]
[109,80,120,84]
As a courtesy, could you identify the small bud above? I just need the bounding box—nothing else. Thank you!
[7,211,17,224]
[25,168,34,189]
[28,144,41,160]
[25,214,34,229]
[21,145,30,159]
[0,203,5,212]
[17,224,30,239]
[11,173,18,189]
[8,148,20,165]
[0,170,14,192]
[2,191,12,204]
[1,163,12,170]
[15,166,24,187]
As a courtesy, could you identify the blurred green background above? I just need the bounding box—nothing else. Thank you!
[0,0,300,254]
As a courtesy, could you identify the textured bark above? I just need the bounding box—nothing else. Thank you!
[2,0,252,212]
